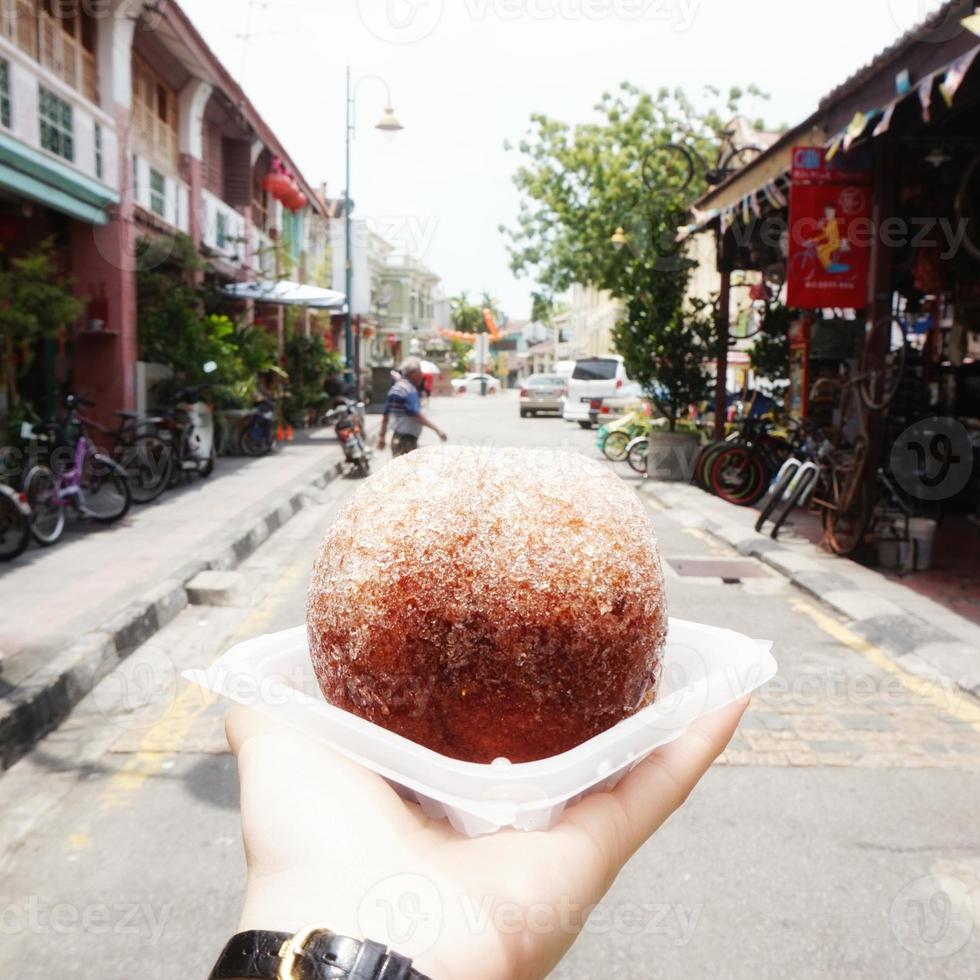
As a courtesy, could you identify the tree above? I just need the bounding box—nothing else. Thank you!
[449,292,483,334]
[750,304,794,397]
[0,240,83,410]
[503,83,769,429]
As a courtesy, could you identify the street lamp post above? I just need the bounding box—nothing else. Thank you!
[344,67,404,394]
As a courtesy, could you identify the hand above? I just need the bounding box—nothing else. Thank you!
[226,698,747,980]
[376,436,386,451]
[438,430,448,443]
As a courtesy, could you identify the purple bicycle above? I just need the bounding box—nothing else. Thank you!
[24,396,131,546]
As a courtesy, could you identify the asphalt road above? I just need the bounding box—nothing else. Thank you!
[0,392,977,979]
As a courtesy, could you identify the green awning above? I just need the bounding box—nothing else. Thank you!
[0,131,118,226]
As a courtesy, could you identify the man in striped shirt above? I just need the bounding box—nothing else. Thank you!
[377,357,448,457]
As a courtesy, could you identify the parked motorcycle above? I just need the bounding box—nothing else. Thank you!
[325,400,370,478]
[158,382,217,481]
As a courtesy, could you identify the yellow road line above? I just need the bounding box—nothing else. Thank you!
[98,558,310,811]
[791,598,980,732]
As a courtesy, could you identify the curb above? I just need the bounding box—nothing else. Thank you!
[639,480,980,704]
[0,449,350,770]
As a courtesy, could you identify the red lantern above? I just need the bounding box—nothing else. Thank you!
[267,173,292,200]
[287,192,308,212]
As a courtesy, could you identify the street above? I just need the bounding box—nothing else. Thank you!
[0,392,977,979]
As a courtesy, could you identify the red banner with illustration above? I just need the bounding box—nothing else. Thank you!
[787,147,872,310]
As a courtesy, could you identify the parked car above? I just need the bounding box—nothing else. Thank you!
[519,374,567,417]
[563,356,633,428]
[452,373,501,396]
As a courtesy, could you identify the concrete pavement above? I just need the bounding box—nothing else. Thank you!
[0,429,354,767]
[0,392,977,979]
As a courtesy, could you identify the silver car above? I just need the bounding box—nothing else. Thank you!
[520,374,567,418]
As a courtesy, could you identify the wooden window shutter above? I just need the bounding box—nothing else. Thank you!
[223,138,252,207]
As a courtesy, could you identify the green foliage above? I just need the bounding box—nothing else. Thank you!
[449,292,483,334]
[0,240,83,408]
[449,339,471,375]
[530,291,554,325]
[282,332,343,423]
[137,234,278,408]
[503,83,770,429]
[750,304,794,390]
[613,295,716,429]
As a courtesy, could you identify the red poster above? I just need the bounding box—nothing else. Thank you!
[787,148,872,310]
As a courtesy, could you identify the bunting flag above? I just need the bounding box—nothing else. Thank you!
[720,208,734,234]
[962,12,980,35]
[939,49,980,107]
[873,102,896,137]
[749,192,762,218]
[842,111,869,152]
[919,75,933,123]
[741,196,752,225]
[826,134,843,161]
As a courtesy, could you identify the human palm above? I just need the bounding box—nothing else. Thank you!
[228,698,746,980]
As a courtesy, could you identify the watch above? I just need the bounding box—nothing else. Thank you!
[208,927,434,980]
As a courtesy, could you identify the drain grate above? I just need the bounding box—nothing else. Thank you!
[667,558,769,582]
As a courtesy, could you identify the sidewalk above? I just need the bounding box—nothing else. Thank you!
[639,478,980,701]
[0,429,354,767]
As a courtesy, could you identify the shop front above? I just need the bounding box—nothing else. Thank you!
[686,5,980,609]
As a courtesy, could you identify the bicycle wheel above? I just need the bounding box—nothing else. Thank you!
[626,438,649,475]
[24,466,65,546]
[603,431,632,463]
[80,454,131,523]
[693,441,728,490]
[770,466,819,540]
[642,143,699,195]
[722,145,764,175]
[755,465,797,533]
[241,420,274,458]
[823,474,871,557]
[117,436,173,504]
[708,446,768,506]
[859,317,907,411]
[0,491,30,561]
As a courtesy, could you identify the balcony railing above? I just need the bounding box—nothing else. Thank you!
[1,5,98,104]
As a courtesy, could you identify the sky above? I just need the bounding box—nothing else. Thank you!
[181,0,953,321]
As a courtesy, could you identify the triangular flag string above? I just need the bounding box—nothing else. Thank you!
[939,48,980,107]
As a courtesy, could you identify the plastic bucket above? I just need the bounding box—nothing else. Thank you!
[909,518,938,572]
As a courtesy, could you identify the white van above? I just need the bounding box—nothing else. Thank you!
[563,356,632,428]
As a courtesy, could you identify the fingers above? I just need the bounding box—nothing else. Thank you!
[611,697,749,858]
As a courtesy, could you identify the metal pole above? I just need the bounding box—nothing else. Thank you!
[344,66,354,389]
[714,267,731,440]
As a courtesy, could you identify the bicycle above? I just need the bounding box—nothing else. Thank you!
[0,480,30,561]
[24,397,132,546]
[658,129,764,189]
[74,404,173,504]
[703,417,795,506]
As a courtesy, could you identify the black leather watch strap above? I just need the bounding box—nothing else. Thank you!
[208,929,433,980]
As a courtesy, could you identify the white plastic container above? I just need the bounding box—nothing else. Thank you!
[184,619,777,837]
[909,517,938,572]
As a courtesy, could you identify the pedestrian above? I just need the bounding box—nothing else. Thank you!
[377,357,447,457]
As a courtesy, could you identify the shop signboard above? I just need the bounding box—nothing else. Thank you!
[787,147,872,310]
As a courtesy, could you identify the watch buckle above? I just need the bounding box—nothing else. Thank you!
[277,925,334,980]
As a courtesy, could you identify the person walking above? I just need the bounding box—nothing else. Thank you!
[377,357,448,457]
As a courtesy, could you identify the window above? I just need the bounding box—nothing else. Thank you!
[216,210,227,249]
[39,86,73,161]
[0,59,10,129]
[38,1,98,102]
[572,358,619,382]
[94,122,103,178]
[150,168,165,218]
